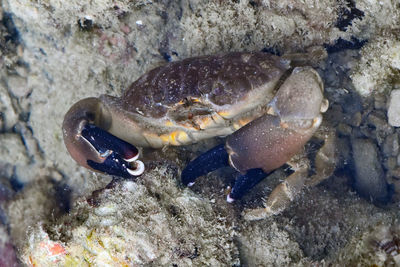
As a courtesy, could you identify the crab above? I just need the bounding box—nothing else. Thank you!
[62,52,337,220]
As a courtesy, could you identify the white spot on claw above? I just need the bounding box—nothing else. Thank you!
[127,160,145,176]
[226,194,235,203]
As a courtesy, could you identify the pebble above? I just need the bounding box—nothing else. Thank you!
[388,89,400,127]
[391,168,400,179]
[384,157,397,171]
[349,112,362,127]
[351,138,391,202]
[337,123,352,136]
[368,111,393,136]
[382,133,399,157]
[374,94,387,110]
[368,111,394,145]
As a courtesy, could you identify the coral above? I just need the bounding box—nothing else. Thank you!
[351,36,400,96]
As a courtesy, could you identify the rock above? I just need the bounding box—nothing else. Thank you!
[383,157,397,171]
[349,112,362,127]
[367,111,394,144]
[20,167,240,266]
[388,90,400,127]
[382,133,399,157]
[351,138,391,203]
[0,85,18,131]
[337,123,352,136]
[374,94,387,110]
[368,111,393,135]
[0,134,29,165]
[390,168,400,179]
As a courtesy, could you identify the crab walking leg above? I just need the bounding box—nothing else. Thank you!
[181,144,229,186]
[242,167,308,220]
[242,132,337,220]
[306,131,337,187]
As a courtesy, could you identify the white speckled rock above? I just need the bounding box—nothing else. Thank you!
[388,89,400,127]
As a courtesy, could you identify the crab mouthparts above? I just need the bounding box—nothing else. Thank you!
[81,124,145,178]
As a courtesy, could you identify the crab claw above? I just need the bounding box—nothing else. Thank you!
[181,144,229,186]
[62,97,144,178]
[226,168,268,202]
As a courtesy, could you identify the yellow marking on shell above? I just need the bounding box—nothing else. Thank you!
[196,116,214,129]
[164,120,174,127]
[217,110,233,119]
[191,97,201,103]
[238,118,252,127]
[176,131,190,144]
[160,131,189,146]
[231,117,253,131]
[212,114,226,124]
[143,132,163,148]
[280,122,289,128]
[178,122,200,131]
[232,122,242,130]
[160,134,170,144]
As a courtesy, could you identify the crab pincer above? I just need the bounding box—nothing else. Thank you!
[62,98,144,178]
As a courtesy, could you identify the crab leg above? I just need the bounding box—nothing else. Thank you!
[181,144,229,186]
[242,167,308,220]
[227,168,268,202]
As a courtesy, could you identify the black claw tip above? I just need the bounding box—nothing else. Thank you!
[82,124,144,178]
[181,144,229,186]
[229,168,268,200]
[82,124,139,159]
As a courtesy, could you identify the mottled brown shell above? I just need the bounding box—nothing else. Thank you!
[98,52,293,148]
[122,52,290,118]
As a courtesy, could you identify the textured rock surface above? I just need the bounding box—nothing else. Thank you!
[1,0,400,266]
[0,225,19,267]
[388,89,400,127]
[22,167,240,266]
